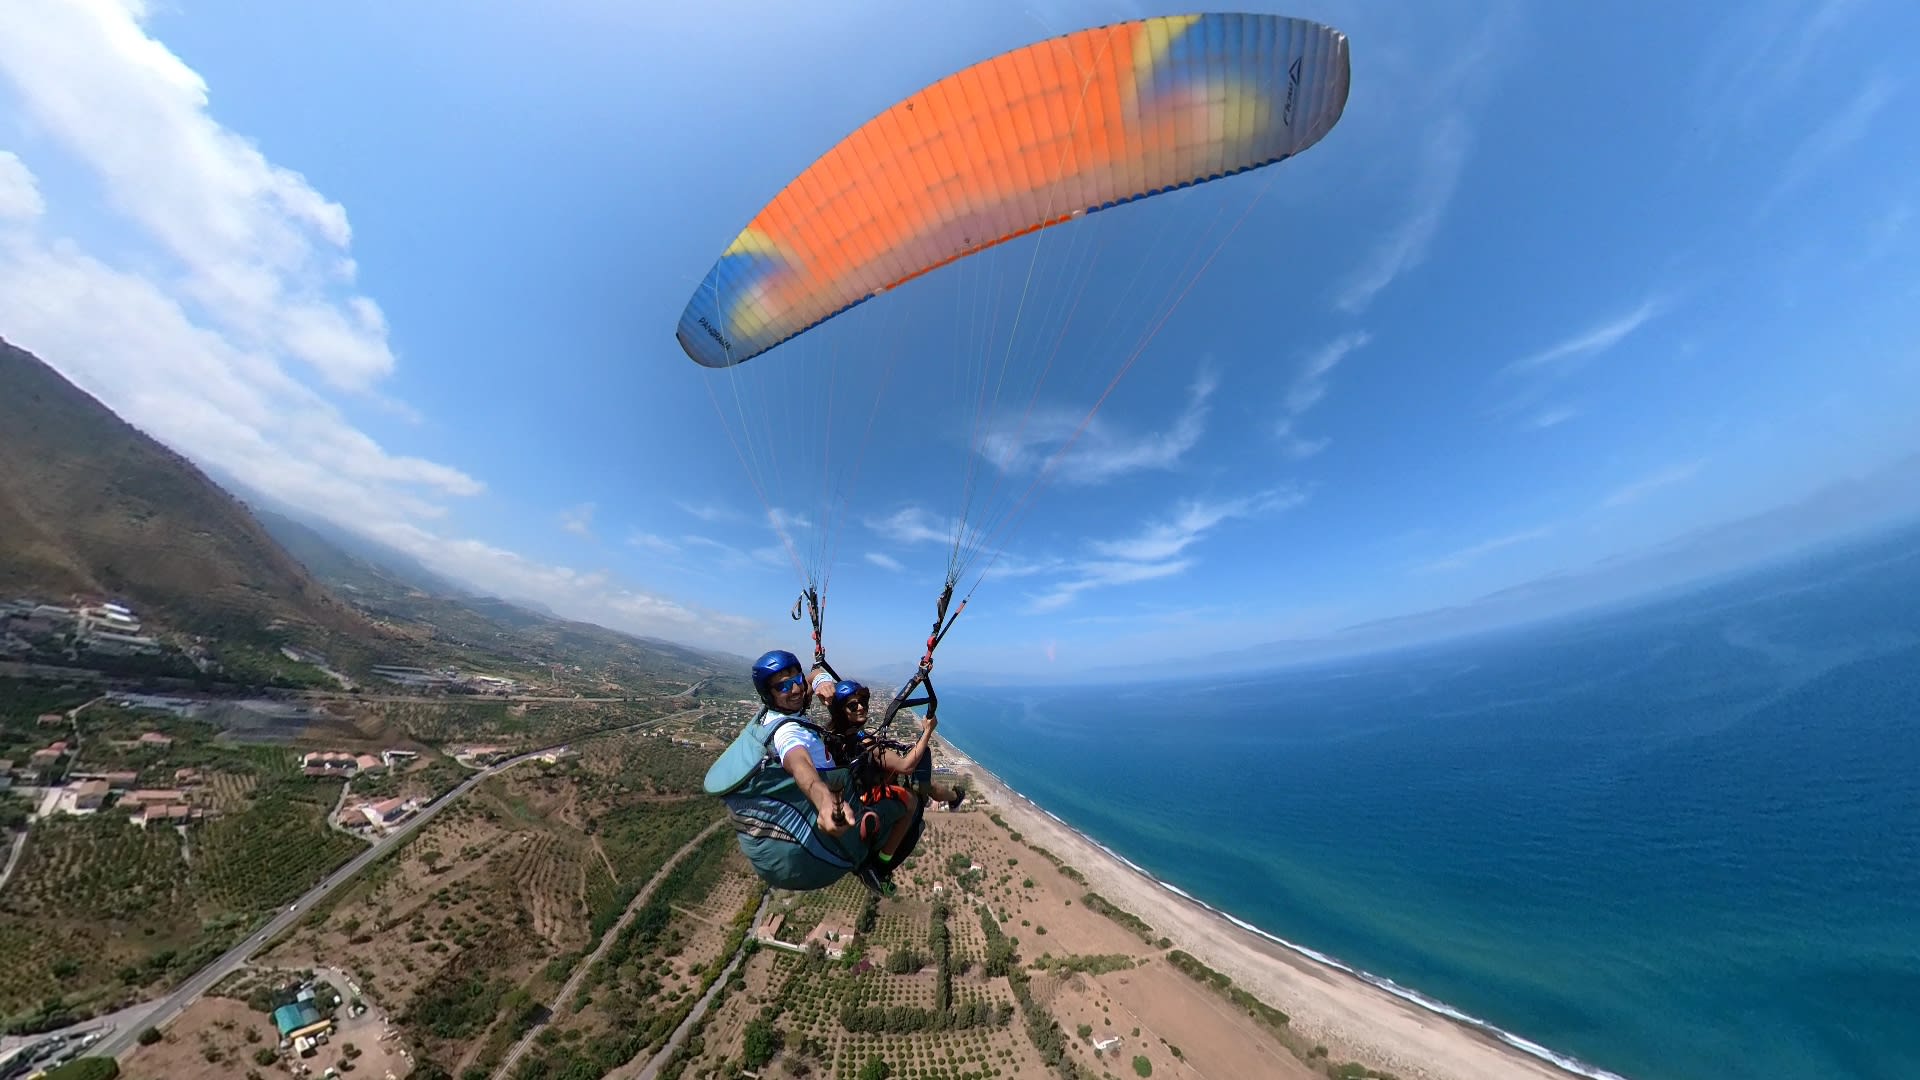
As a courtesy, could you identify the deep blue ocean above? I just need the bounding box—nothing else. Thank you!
[943,526,1920,1080]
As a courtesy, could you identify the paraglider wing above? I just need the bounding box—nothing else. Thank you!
[676,13,1350,368]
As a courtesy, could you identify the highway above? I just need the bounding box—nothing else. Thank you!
[82,713,688,1061]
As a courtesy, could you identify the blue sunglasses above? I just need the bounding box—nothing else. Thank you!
[771,672,807,694]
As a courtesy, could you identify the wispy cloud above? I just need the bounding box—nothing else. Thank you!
[865,552,906,573]
[1693,0,1871,141]
[1760,73,1899,216]
[866,506,968,549]
[0,152,43,221]
[1506,300,1666,375]
[1026,489,1304,612]
[1274,331,1371,458]
[1526,406,1580,431]
[627,531,679,556]
[676,499,740,524]
[978,368,1217,485]
[1335,114,1470,315]
[1598,461,1706,510]
[1410,525,1557,575]
[560,503,596,537]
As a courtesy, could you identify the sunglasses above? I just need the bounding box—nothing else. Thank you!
[771,672,807,694]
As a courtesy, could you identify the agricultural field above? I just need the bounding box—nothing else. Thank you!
[265,747,731,1078]
[373,697,674,749]
[0,676,93,761]
[0,751,359,1034]
[667,879,1038,1080]
[499,827,759,1080]
[345,751,465,804]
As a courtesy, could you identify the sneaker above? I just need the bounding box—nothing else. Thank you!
[946,788,967,811]
[856,864,896,898]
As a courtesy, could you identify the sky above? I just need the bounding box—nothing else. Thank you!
[1,0,1917,681]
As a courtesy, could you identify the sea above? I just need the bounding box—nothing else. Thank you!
[942,525,1920,1080]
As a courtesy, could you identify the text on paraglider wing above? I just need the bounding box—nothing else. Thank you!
[698,315,733,352]
[1283,57,1302,128]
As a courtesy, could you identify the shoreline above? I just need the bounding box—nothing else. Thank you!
[934,732,1631,1080]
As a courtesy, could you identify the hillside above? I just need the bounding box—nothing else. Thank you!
[250,504,746,691]
[0,336,387,652]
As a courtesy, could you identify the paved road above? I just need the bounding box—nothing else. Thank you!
[84,714,689,1062]
[490,819,729,1080]
[629,891,770,1080]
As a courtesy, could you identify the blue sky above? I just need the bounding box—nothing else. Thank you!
[1,0,1916,680]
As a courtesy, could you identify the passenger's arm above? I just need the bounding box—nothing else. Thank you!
[874,714,937,775]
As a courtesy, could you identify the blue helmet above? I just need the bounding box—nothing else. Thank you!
[828,680,870,723]
[751,649,805,708]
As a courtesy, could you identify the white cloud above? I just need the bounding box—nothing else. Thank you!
[978,368,1217,485]
[0,235,481,523]
[865,552,906,573]
[1693,0,1870,140]
[0,0,395,390]
[1026,489,1302,612]
[560,503,596,537]
[676,499,740,524]
[627,531,680,556]
[1334,114,1470,315]
[1526,406,1580,431]
[1410,525,1556,575]
[1507,300,1665,375]
[866,506,967,548]
[1599,461,1706,510]
[1761,74,1899,215]
[0,2,761,653]
[367,522,758,649]
[1273,331,1371,457]
[0,151,43,221]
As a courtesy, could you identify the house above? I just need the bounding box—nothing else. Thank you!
[361,798,414,828]
[122,788,187,805]
[29,744,66,768]
[136,803,196,827]
[79,604,142,635]
[0,761,11,789]
[381,749,419,769]
[36,713,65,727]
[802,920,857,959]
[174,767,203,786]
[60,779,109,813]
[86,629,161,655]
[354,753,382,773]
[137,732,173,748]
[1093,1036,1121,1052]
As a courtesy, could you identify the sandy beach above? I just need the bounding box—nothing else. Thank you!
[934,733,1615,1080]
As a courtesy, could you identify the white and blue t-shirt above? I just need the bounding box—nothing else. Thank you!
[761,712,867,772]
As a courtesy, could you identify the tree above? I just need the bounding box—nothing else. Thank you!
[41,1061,119,1080]
[741,1018,780,1069]
[254,1048,278,1066]
[136,1028,162,1046]
[1132,1056,1153,1077]
[857,1055,891,1080]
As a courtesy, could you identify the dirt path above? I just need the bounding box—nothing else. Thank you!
[591,837,618,882]
[489,819,728,1080]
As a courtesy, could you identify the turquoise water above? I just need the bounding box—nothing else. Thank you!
[943,527,1920,1080]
